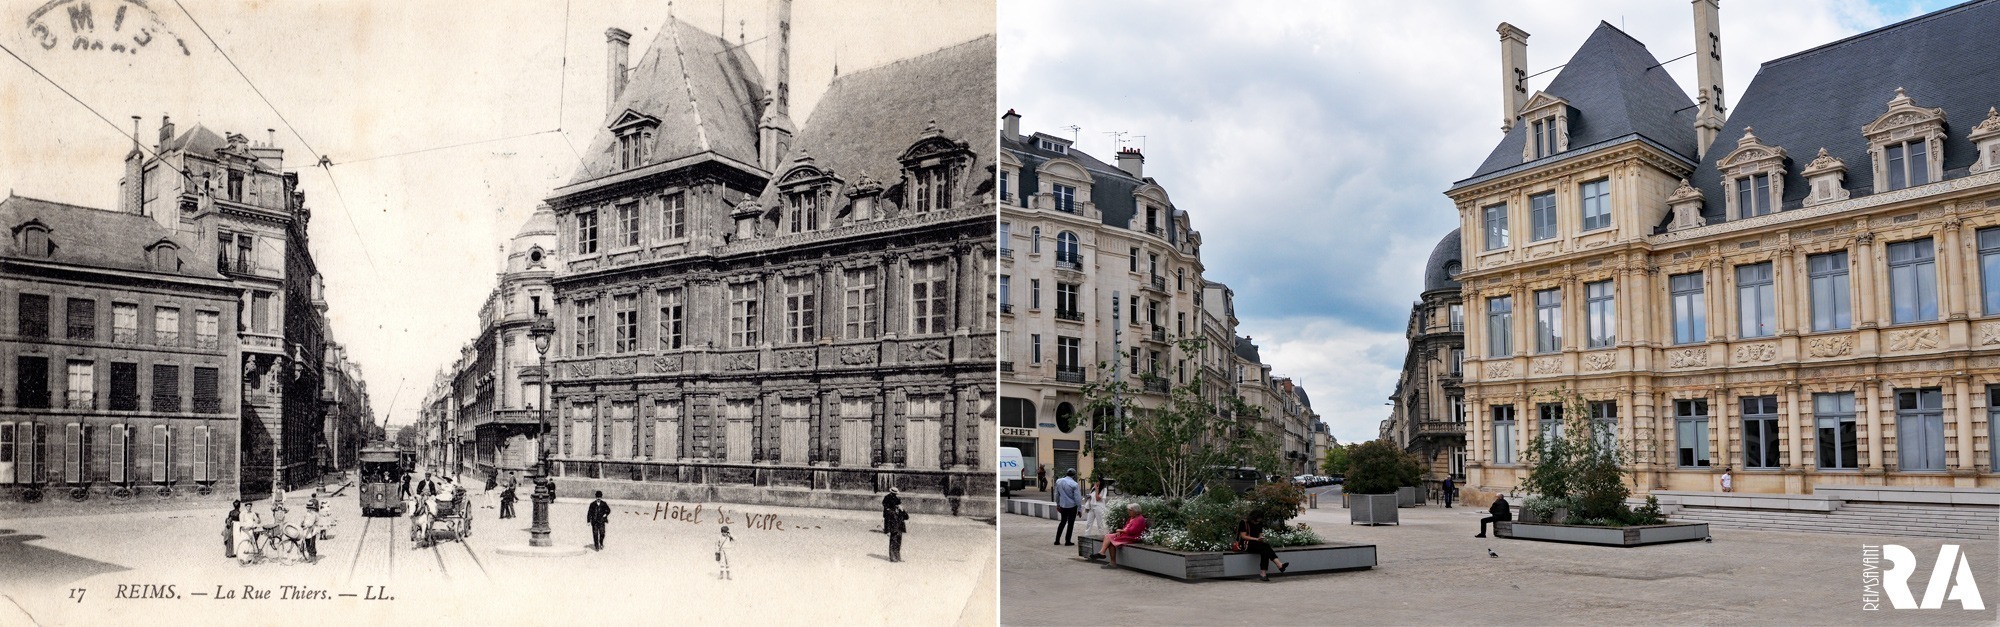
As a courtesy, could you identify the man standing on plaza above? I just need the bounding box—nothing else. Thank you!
[587,491,611,551]
[885,504,909,562]
[881,488,901,533]
[1475,494,1512,538]
[1441,476,1455,509]
[1053,468,1082,546]
[499,482,517,519]
[1037,465,1048,492]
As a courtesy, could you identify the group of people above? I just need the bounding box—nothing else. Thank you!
[1049,468,1113,547]
[223,496,326,565]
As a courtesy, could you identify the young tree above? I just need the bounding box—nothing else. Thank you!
[1319,440,1351,476]
[1083,337,1279,500]
[1519,389,1640,523]
[1343,439,1421,495]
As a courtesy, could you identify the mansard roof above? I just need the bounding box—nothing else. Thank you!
[1461,22,1698,183]
[1234,335,1262,364]
[1686,0,2000,224]
[566,17,766,186]
[1003,131,1154,236]
[1422,228,1462,294]
[0,194,219,278]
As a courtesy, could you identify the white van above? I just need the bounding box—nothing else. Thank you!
[999,447,1025,493]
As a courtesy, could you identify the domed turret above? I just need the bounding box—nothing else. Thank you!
[506,204,557,274]
[1422,228,1462,294]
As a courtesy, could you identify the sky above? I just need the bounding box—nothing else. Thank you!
[0,0,992,430]
[999,0,1959,445]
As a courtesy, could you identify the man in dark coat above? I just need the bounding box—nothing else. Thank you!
[587,491,611,551]
[499,483,517,519]
[885,505,909,562]
[881,488,901,533]
[399,473,412,500]
[223,500,242,558]
[1441,476,1456,509]
[1475,494,1512,538]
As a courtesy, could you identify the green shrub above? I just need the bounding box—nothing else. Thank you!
[1345,440,1421,495]
[1243,481,1305,529]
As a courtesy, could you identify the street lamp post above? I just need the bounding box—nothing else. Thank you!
[526,314,556,548]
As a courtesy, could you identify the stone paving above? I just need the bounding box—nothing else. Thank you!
[1001,499,2000,625]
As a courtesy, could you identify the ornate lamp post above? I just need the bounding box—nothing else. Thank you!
[527,314,556,548]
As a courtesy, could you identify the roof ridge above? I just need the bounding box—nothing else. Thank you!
[822,34,995,85]
[666,19,714,152]
[4,194,118,215]
[1762,0,1995,68]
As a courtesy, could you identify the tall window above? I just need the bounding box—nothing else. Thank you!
[1736,173,1774,217]
[18,293,48,338]
[618,129,650,169]
[1486,296,1513,357]
[1981,228,2000,316]
[1030,227,1041,254]
[1885,140,1930,190]
[1579,179,1610,231]
[154,307,180,347]
[1896,388,1945,471]
[913,164,953,212]
[1990,387,2000,470]
[660,192,687,240]
[998,222,1011,255]
[1449,348,1463,376]
[1887,238,1938,324]
[657,288,684,350]
[576,210,599,255]
[15,356,50,409]
[1056,336,1081,372]
[1585,280,1615,348]
[1534,289,1561,353]
[112,303,138,343]
[195,311,220,350]
[1052,184,1076,213]
[1589,400,1617,450]
[1670,272,1706,345]
[1531,118,1556,158]
[1736,262,1776,338]
[1491,405,1517,464]
[573,298,598,354]
[1128,247,1139,273]
[1529,192,1557,241]
[729,282,760,347]
[152,364,180,413]
[150,424,173,482]
[1030,279,1041,309]
[843,268,878,339]
[612,293,638,352]
[998,275,1011,312]
[1538,403,1564,440]
[1675,398,1710,467]
[1809,252,1852,331]
[999,169,1011,204]
[65,361,94,409]
[1483,204,1509,250]
[1055,231,1080,266]
[784,276,816,344]
[1448,303,1463,332]
[65,298,95,341]
[193,367,220,414]
[1030,333,1042,364]
[615,201,640,247]
[787,189,820,232]
[1055,282,1080,318]
[909,260,948,335]
[109,362,138,411]
[1740,396,1780,468]
[1815,392,1858,469]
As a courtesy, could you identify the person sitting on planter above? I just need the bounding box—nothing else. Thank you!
[1475,494,1512,538]
[1235,517,1289,582]
[1090,503,1148,568]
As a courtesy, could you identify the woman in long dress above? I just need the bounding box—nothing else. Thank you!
[715,526,735,581]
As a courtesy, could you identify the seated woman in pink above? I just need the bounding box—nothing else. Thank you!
[1092,503,1148,568]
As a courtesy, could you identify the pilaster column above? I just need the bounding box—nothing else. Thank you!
[1777,248,1800,336]
[1856,232,1884,328]
[1708,257,1728,343]
[1864,380,1884,469]
[1715,387,1732,471]
[1785,383,1803,468]
[1955,375,1975,470]
[1943,219,1968,320]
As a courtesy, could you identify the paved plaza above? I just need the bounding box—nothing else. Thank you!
[1001,496,2000,625]
[1,483,995,626]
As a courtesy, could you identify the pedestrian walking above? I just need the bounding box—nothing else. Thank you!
[1721,469,1733,493]
[1236,516,1289,582]
[1036,465,1048,492]
[1052,468,1082,546]
[223,500,242,559]
[881,488,902,533]
[885,505,909,562]
[715,526,735,580]
[945,480,964,517]
[587,491,611,551]
[1441,476,1456,509]
[1475,494,1512,538]
[500,483,518,519]
[299,501,322,561]
[1080,479,1108,536]
[485,471,497,493]
[399,472,412,500]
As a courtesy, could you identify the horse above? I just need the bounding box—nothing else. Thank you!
[408,496,434,548]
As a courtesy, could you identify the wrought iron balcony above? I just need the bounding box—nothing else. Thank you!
[1054,309,1084,322]
[999,361,1014,372]
[152,395,181,413]
[1055,255,1084,272]
[1001,303,1014,314]
[110,393,140,411]
[218,256,257,276]
[1000,248,1013,259]
[1150,326,1167,342]
[1143,378,1171,394]
[1144,275,1167,292]
[1416,421,1467,438]
[193,397,222,414]
[1146,225,1163,236]
[1055,367,1085,383]
[67,326,96,341]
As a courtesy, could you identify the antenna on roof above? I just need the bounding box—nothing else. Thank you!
[1103,130,1127,149]
[1062,125,1081,142]
[1133,135,1147,151]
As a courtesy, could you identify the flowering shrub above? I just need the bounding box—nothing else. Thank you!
[1106,492,1325,552]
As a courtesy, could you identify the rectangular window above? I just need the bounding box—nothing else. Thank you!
[1448,303,1464,332]
[1670,272,1706,345]
[1538,403,1564,441]
[1486,296,1513,357]
[1736,262,1777,338]
[998,222,1011,255]
[1885,140,1929,190]
[787,190,820,232]
[193,367,220,414]
[660,192,687,240]
[18,293,48,338]
[784,276,816,344]
[152,364,180,413]
[1809,252,1852,331]
[1982,228,2000,316]
[65,361,94,409]
[1030,333,1042,364]
[576,210,599,255]
[1052,184,1076,213]
[1055,282,1080,319]
[1128,247,1139,273]
[1740,396,1780,469]
[65,298,95,341]
[999,170,1011,203]
[616,201,640,247]
[154,307,180,347]
[1534,288,1561,353]
[110,362,138,411]
[1589,400,1618,450]
[729,282,761,347]
[251,291,271,333]
[16,356,50,409]
[151,425,171,482]
[1483,204,1509,250]
[1675,398,1711,468]
[195,311,220,349]
[1896,388,1945,471]
[657,288,684,350]
[1529,192,1557,241]
[612,293,638,352]
[112,303,138,343]
[1815,392,1858,470]
[193,425,212,482]
[1737,173,1773,216]
[1579,179,1610,231]
[1585,280,1615,348]
[843,268,878,339]
[1887,238,1938,324]
[1450,348,1463,376]
[999,275,1011,311]
[910,260,948,335]
[1491,405,1517,465]
[573,298,599,354]
[1056,336,1081,371]
[1030,279,1041,310]
[1991,387,2000,470]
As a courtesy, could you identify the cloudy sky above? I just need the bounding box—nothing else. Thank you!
[1000,0,1957,444]
[0,0,991,429]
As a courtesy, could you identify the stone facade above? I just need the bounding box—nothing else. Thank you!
[1384,231,1467,481]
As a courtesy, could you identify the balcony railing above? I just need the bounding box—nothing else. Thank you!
[1144,378,1171,393]
[219,257,256,276]
[1146,225,1163,236]
[154,331,181,347]
[1150,326,1167,342]
[1001,303,1014,314]
[1449,322,1464,332]
[1148,275,1167,291]
[67,326,96,341]
[1000,248,1013,259]
[17,390,50,409]
[111,394,140,411]
[65,394,95,410]
[194,334,221,350]
[113,328,139,344]
[194,397,222,414]
[1055,256,1084,272]
[999,361,1014,372]
[1055,367,1085,383]
[152,395,181,413]
[1054,309,1084,322]
[1416,421,1466,437]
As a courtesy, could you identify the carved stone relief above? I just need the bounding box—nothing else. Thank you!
[1806,335,1854,358]
[1886,328,1941,352]
[652,355,683,373]
[838,346,877,366]
[1531,357,1562,375]
[1485,361,1514,378]
[1978,321,2000,346]
[901,340,949,363]
[1667,348,1708,369]
[777,349,816,369]
[1733,343,1778,364]
[1581,353,1615,372]
[723,354,759,371]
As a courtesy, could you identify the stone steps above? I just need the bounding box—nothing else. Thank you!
[1673,504,1999,541]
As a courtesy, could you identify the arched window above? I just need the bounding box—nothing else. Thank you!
[150,243,179,271]
[1056,231,1080,264]
[18,224,50,257]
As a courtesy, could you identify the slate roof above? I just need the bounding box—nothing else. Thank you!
[1686,0,2000,224]
[1,195,218,279]
[1422,228,1462,293]
[1233,335,1262,363]
[755,35,996,211]
[1003,131,1153,235]
[1461,22,1698,184]
[568,18,766,185]
[163,124,229,155]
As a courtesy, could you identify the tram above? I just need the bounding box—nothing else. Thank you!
[358,445,404,517]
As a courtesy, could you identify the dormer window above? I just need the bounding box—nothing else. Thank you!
[1036,137,1068,154]
[1052,184,1076,213]
[16,222,51,257]
[786,188,820,233]
[1736,173,1774,216]
[1531,118,1556,158]
[607,110,662,172]
[1517,92,1572,161]
[227,171,244,201]
[911,163,953,213]
[1863,88,1945,192]
[147,241,180,272]
[899,123,972,216]
[775,153,837,232]
[1716,127,1788,220]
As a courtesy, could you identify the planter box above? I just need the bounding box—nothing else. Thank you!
[1349,493,1400,525]
[1396,486,1423,508]
[1494,521,1709,547]
[1077,535,1376,581]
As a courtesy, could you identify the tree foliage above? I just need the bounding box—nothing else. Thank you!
[1319,440,1351,476]
[1344,439,1421,495]
[1084,337,1280,500]
[1518,389,1661,525]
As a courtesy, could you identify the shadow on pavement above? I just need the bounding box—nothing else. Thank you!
[0,529,130,590]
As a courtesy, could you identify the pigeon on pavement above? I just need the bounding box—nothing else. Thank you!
[1487,549,1499,558]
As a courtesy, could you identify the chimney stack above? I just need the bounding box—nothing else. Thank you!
[1002,109,1021,143]
[1692,0,1726,158]
[1116,148,1145,179]
[1498,23,1530,134]
[267,128,276,148]
[757,0,796,172]
[123,116,144,215]
[158,114,175,152]
[606,27,632,115]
